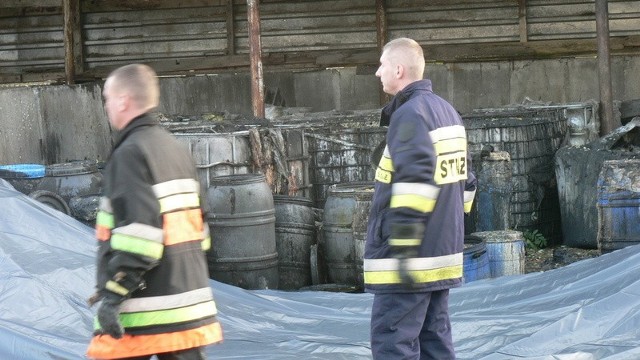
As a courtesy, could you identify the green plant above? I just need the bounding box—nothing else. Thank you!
[523,229,547,250]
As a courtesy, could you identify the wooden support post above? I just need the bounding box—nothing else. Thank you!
[63,0,81,84]
[518,0,527,43]
[375,0,389,106]
[595,0,618,135]
[247,0,265,118]
[226,0,236,55]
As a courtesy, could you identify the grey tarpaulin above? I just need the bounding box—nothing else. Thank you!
[1,179,640,360]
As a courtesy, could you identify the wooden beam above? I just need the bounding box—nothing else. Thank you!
[375,0,388,106]
[247,0,265,118]
[63,0,81,85]
[596,0,617,135]
[375,0,387,52]
[0,0,60,8]
[518,0,527,43]
[226,0,236,55]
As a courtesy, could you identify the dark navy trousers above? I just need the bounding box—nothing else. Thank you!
[370,289,454,360]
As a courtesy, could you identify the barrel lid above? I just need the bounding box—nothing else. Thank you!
[0,164,45,179]
[329,181,375,192]
[470,230,523,243]
[45,161,98,176]
[273,194,314,206]
[210,173,266,186]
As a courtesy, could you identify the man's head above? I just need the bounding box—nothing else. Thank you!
[103,64,160,130]
[375,37,425,96]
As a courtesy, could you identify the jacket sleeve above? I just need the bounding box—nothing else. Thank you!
[103,143,163,298]
[464,149,477,214]
[386,110,439,251]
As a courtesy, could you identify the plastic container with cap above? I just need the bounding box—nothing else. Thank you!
[0,163,46,194]
[36,161,103,203]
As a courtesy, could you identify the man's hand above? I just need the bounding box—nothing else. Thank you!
[97,295,124,339]
[397,257,415,286]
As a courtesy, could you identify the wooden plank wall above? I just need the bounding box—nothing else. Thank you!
[1,0,639,84]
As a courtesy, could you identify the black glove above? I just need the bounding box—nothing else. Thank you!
[390,222,423,287]
[393,247,418,287]
[97,294,124,339]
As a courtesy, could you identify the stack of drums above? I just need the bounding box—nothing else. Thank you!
[206,174,279,290]
[463,108,567,244]
[322,182,374,290]
[597,159,640,253]
[273,195,316,290]
[307,127,386,209]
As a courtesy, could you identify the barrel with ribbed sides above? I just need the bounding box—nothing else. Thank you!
[463,235,491,283]
[597,159,640,253]
[172,132,252,192]
[206,174,278,290]
[471,230,525,278]
[322,182,374,290]
[273,195,316,290]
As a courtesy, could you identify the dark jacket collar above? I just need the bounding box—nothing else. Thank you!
[113,113,158,149]
[379,79,433,127]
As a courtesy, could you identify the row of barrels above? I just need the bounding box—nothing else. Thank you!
[205,174,531,291]
[205,174,374,290]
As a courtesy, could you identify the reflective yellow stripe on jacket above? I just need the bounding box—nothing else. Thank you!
[375,146,393,184]
[363,253,463,285]
[95,197,114,241]
[430,125,468,185]
[94,288,218,331]
[390,182,440,214]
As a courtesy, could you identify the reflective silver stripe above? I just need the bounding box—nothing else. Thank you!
[464,189,476,202]
[429,125,466,143]
[112,223,164,244]
[152,179,200,198]
[364,253,463,272]
[392,182,440,199]
[99,196,112,213]
[120,287,216,313]
[158,193,200,213]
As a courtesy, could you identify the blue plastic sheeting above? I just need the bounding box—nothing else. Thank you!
[2,178,640,360]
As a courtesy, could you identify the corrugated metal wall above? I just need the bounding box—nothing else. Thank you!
[1,0,639,83]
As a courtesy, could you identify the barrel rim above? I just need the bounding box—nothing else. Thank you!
[210,173,266,185]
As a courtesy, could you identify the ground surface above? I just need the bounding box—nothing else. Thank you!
[525,246,601,273]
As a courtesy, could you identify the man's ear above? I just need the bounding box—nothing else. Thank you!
[117,93,129,112]
[396,65,403,78]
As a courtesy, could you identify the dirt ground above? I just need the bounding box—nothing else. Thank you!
[525,246,601,273]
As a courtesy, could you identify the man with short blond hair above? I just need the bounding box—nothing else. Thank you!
[365,38,477,359]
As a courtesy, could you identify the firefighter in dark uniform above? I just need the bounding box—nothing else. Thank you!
[87,64,223,359]
[365,38,477,360]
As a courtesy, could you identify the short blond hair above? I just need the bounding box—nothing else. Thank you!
[383,38,425,80]
[107,64,160,111]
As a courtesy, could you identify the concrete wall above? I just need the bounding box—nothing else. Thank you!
[1,55,640,165]
[0,84,111,165]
